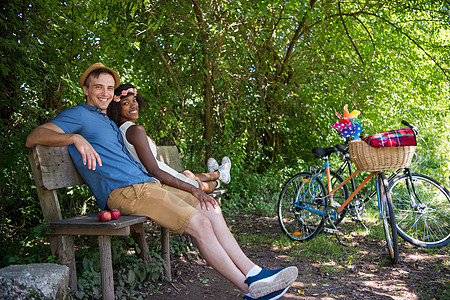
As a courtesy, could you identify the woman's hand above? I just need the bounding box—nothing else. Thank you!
[191,188,218,210]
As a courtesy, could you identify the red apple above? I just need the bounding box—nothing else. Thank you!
[110,209,121,220]
[97,210,111,222]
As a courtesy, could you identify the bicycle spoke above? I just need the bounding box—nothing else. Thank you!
[390,173,450,247]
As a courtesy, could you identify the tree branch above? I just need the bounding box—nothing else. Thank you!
[361,10,449,80]
[67,30,126,61]
[339,0,364,65]
[280,0,318,78]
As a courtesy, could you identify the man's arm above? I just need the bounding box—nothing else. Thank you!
[26,122,102,170]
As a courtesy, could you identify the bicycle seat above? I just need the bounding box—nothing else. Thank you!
[312,147,338,158]
[335,144,348,153]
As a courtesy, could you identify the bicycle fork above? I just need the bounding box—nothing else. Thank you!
[403,168,424,211]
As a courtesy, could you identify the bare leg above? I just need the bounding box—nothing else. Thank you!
[182,170,219,193]
[184,203,255,293]
[195,171,220,181]
[195,180,216,193]
[197,204,255,273]
[182,170,219,182]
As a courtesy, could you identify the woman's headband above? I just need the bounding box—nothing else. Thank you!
[113,88,137,102]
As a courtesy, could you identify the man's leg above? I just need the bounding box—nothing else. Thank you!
[184,210,251,293]
[112,182,298,298]
[195,203,255,274]
[109,182,250,292]
[189,202,298,299]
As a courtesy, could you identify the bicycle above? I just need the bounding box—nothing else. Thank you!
[278,144,400,263]
[328,121,450,248]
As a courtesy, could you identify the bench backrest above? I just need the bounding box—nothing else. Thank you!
[29,145,84,191]
[29,145,184,221]
[29,145,183,190]
[156,146,184,172]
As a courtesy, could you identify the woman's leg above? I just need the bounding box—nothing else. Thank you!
[182,170,219,193]
[182,169,220,181]
[197,180,217,193]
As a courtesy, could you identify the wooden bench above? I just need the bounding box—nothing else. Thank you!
[29,145,225,299]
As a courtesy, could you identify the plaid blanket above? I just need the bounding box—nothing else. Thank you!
[362,128,416,148]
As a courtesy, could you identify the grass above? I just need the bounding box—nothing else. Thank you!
[231,200,450,280]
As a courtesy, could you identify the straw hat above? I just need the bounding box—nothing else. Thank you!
[78,62,120,89]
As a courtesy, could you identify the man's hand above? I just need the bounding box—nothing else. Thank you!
[71,134,102,170]
[192,189,218,210]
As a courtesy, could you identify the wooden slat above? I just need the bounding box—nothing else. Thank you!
[50,213,147,229]
[161,227,171,280]
[29,151,63,221]
[52,227,130,236]
[209,188,227,198]
[33,145,84,190]
[157,146,184,172]
[130,223,151,265]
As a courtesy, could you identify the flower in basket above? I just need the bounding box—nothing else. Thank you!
[332,104,362,139]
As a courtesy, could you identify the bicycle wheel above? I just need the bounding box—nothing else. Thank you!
[389,173,450,247]
[278,172,327,242]
[378,172,399,264]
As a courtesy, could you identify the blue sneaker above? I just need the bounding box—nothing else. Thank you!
[245,266,298,298]
[243,287,290,300]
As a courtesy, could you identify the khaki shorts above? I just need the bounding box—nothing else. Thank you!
[107,180,199,234]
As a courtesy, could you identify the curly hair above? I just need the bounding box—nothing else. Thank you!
[107,83,147,125]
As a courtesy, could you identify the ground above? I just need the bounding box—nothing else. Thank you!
[145,213,449,299]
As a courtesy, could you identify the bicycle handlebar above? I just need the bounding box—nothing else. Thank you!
[332,120,418,155]
[401,120,419,135]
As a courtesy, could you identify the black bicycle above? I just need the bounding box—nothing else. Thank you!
[325,121,450,248]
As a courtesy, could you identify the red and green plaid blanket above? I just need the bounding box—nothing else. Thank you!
[362,128,416,148]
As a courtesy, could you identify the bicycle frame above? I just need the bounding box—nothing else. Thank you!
[298,157,376,218]
[335,150,422,207]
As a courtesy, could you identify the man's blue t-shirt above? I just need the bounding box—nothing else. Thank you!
[51,103,154,209]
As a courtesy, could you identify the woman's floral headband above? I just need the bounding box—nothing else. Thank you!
[113,88,137,102]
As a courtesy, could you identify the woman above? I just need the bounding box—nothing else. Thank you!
[107,83,231,195]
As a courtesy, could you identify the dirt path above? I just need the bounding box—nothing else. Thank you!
[146,214,449,299]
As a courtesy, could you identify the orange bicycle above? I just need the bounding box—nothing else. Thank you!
[277,138,415,264]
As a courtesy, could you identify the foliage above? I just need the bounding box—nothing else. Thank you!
[74,236,167,299]
[1,0,449,295]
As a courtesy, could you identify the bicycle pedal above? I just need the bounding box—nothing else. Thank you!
[352,218,365,224]
[323,227,340,234]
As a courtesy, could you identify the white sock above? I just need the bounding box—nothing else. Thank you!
[246,265,262,278]
[244,293,256,299]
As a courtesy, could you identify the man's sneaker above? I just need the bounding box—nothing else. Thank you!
[243,287,289,300]
[245,266,298,299]
[207,157,219,173]
[218,156,231,184]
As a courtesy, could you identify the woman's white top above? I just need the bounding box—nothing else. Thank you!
[119,121,199,188]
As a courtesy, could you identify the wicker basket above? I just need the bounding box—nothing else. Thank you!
[349,140,416,172]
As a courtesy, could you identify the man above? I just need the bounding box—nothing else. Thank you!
[26,63,298,299]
